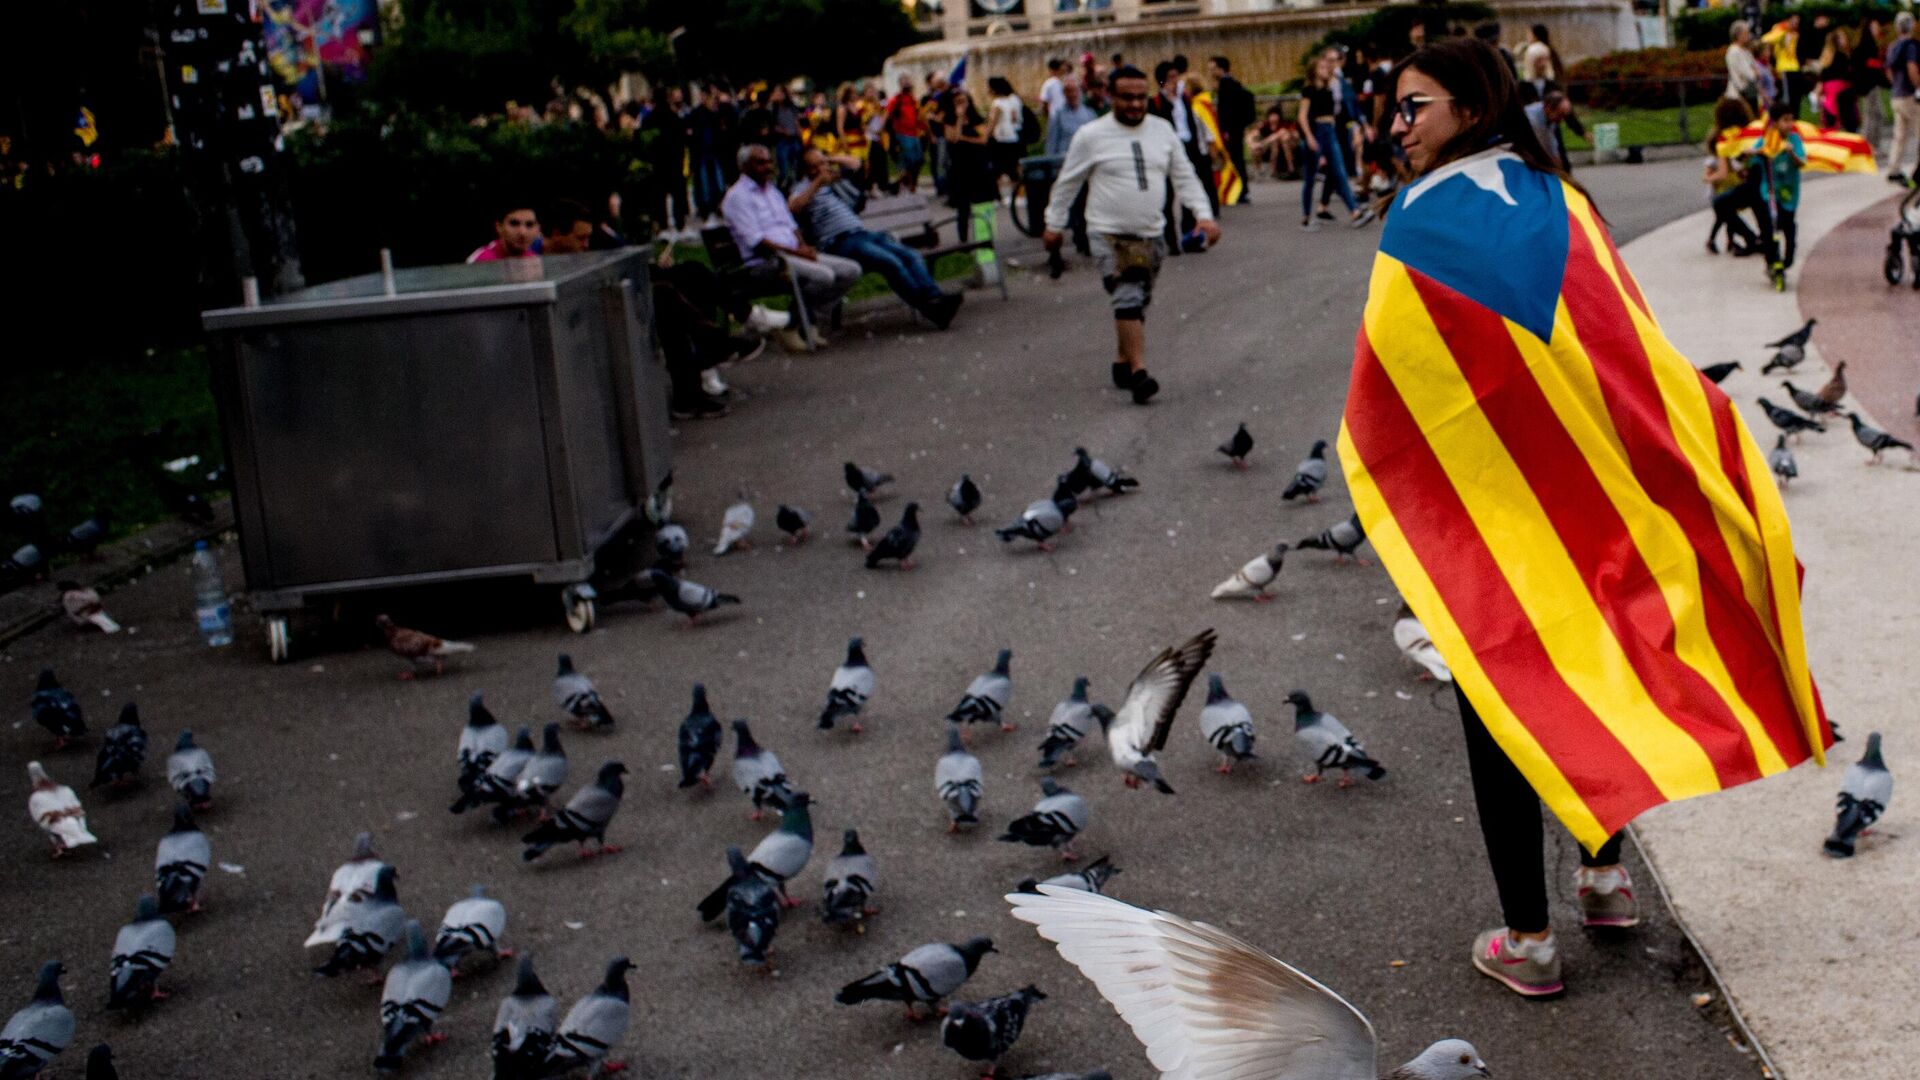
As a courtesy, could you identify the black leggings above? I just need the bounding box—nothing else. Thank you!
[1460,684,1623,935]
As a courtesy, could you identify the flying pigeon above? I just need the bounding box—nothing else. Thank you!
[1815,361,1847,407]
[1769,435,1798,487]
[553,655,614,732]
[937,726,985,831]
[698,792,814,919]
[1006,886,1491,1080]
[948,649,1014,735]
[456,693,508,799]
[865,501,921,570]
[1037,677,1112,770]
[30,668,85,749]
[820,637,876,732]
[57,582,119,634]
[1824,732,1891,858]
[433,885,509,973]
[1066,447,1138,497]
[26,761,96,857]
[155,804,210,915]
[999,779,1091,861]
[724,847,782,968]
[1015,855,1121,897]
[1696,360,1740,383]
[1198,675,1257,774]
[374,921,452,1072]
[1217,423,1255,468]
[677,684,723,789]
[1211,542,1288,601]
[502,723,569,822]
[996,489,1076,551]
[166,733,217,817]
[845,461,893,498]
[1757,397,1825,440]
[713,492,756,555]
[645,568,741,624]
[847,490,881,549]
[106,895,175,1011]
[447,727,534,818]
[1297,513,1369,564]
[307,832,389,948]
[1287,691,1387,786]
[1847,411,1913,464]
[492,957,558,1080]
[314,865,407,978]
[731,720,795,820]
[1106,630,1218,794]
[1281,439,1330,501]
[835,937,996,1019]
[0,962,73,1079]
[521,760,628,861]
[1760,318,1815,373]
[948,474,983,523]
[1783,380,1839,416]
[775,504,812,546]
[90,702,148,789]
[821,829,880,927]
[1393,604,1453,682]
[374,614,475,678]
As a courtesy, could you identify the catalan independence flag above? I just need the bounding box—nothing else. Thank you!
[1191,92,1244,208]
[1715,119,1876,174]
[1338,148,1833,853]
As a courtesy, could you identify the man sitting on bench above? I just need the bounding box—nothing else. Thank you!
[791,148,963,329]
[722,143,862,347]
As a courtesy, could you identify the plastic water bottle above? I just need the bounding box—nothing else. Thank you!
[190,541,233,647]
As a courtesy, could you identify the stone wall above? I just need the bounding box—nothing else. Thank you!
[885,0,1638,94]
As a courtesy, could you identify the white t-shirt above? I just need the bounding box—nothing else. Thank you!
[1042,113,1215,237]
[991,95,1023,143]
[1039,76,1066,118]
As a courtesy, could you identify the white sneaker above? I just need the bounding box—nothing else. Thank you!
[746,305,791,333]
[701,367,729,397]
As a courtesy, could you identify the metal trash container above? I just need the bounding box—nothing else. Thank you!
[201,249,670,661]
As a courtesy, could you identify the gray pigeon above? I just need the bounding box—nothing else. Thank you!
[947,649,1014,735]
[90,702,147,789]
[449,727,534,817]
[645,568,741,624]
[106,896,175,1010]
[166,729,216,811]
[865,501,921,570]
[1770,435,1798,486]
[730,720,795,820]
[821,829,880,926]
[948,474,982,523]
[1281,438,1330,501]
[491,957,557,1079]
[314,866,406,978]
[0,962,72,1079]
[844,461,893,497]
[775,504,812,545]
[1217,422,1254,467]
[724,847,782,968]
[30,667,85,749]
[154,804,210,915]
[433,885,509,971]
[1037,677,1113,770]
[847,490,881,549]
[1760,318,1814,373]
[504,724,569,823]
[1297,512,1369,564]
[698,793,814,919]
[941,985,1045,1072]
[677,684,723,790]
[1847,411,1914,463]
[456,693,508,797]
[1783,380,1838,416]
[999,779,1091,861]
[520,761,628,861]
[1106,630,1217,794]
[1287,691,1386,786]
[936,727,985,831]
[1198,675,1257,773]
[1757,397,1825,440]
[307,831,389,948]
[835,937,996,1018]
[1210,542,1288,601]
[540,956,633,1077]
[1066,447,1138,496]
[1015,855,1121,896]
[553,655,614,731]
[1825,732,1892,858]
[819,637,876,732]
[374,921,452,1072]
[996,490,1077,551]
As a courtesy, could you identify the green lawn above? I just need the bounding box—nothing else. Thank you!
[1564,104,1705,151]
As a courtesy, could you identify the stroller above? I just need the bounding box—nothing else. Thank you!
[1885,183,1920,289]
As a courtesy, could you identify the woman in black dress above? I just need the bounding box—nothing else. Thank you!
[944,89,996,241]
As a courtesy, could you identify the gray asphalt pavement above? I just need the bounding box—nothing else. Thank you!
[0,158,1761,1080]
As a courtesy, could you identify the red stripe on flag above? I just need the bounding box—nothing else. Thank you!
[1560,219,1810,762]
[1407,268,1763,787]
[1587,209,1650,319]
[1346,331,1662,831]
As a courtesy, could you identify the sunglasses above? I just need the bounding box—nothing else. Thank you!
[1395,93,1453,126]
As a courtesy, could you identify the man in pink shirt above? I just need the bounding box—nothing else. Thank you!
[467,202,541,262]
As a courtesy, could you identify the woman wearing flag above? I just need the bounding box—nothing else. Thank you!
[1348,39,1830,998]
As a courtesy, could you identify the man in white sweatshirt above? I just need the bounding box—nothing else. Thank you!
[1042,66,1221,404]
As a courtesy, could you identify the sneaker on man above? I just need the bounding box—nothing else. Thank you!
[1471,928,1564,998]
[1576,866,1639,928]
[745,305,791,334]
[1130,369,1160,405]
[671,391,730,420]
[1315,209,1336,221]
[1890,172,1910,186]
[700,367,730,398]
[926,292,964,331]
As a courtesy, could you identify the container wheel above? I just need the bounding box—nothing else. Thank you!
[267,616,292,663]
[563,584,597,634]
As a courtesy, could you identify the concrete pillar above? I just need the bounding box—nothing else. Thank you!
[1112,0,1142,24]
[942,0,968,41]
[1027,0,1055,33]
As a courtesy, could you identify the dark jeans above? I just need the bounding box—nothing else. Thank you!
[1459,684,1624,935]
[824,229,941,306]
[774,136,804,189]
[1714,175,1779,266]
[1776,205,1797,267]
[691,154,728,218]
[649,173,690,233]
[1301,120,1358,217]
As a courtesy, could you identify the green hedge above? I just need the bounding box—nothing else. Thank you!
[1565,48,1728,110]
[1673,1,1905,52]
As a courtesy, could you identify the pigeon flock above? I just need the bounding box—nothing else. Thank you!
[1720,319,1916,477]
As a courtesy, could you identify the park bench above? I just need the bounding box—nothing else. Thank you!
[856,193,1009,305]
[699,225,819,351]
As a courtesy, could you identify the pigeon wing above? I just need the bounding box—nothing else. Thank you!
[1114,630,1217,754]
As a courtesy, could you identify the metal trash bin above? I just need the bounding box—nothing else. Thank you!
[201,250,670,661]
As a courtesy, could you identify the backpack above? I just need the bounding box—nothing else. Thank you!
[1019,103,1041,148]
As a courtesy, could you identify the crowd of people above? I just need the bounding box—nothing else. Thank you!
[1725,9,1920,182]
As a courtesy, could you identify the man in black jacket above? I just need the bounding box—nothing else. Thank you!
[1148,60,1216,252]
[641,87,691,239]
[1208,56,1255,204]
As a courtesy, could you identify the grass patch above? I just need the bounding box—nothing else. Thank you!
[1565,105,1704,151]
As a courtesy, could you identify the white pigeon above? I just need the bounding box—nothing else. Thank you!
[59,583,120,633]
[1007,885,1491,1080]
[1392,604,1452,683]
[1211,543,1288,601]
[1105,631,1217,795]
[26,761,96,856]
[306,831,389,948]
[713,492,755,555]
